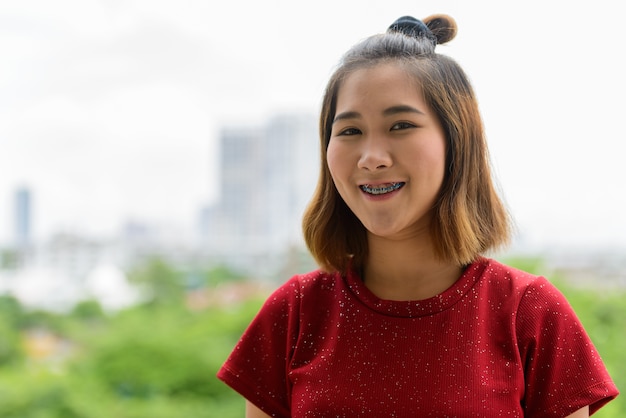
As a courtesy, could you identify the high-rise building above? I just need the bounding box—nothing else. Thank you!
[203,113,318,272]
[14,186,32,249]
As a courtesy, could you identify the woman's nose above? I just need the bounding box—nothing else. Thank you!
[357,138,392,171]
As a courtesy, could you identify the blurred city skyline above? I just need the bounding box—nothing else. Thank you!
[1,0,625,254]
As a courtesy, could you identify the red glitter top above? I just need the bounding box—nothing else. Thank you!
[217,258,618,417]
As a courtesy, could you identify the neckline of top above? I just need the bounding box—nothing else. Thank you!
[343,257,489,318]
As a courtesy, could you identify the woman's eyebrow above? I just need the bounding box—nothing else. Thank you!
[333,105,425,124]
[383,105,425,116]
[333,111,361,124]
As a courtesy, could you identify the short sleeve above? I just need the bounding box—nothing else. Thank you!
[217,277,301,418]
[516,277,618,417]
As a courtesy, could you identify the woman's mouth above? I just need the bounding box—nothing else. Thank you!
[360,182,405,195]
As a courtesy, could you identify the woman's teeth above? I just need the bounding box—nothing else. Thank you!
[360,182,405,195]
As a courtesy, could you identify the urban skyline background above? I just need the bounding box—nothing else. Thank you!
[1,0,625,255]
[0,112,320,311]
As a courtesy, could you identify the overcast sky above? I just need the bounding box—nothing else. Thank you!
[1,0,624,253]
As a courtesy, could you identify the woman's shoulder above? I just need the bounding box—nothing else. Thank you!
[478,257,546,285]
[268,269,345,301]
[474,257,557,300]
[283,269,344,294]
[476,257,575,317]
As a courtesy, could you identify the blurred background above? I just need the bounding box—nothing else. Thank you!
[0,0,624,417]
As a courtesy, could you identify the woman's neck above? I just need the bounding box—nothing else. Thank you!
[363,233,463,301]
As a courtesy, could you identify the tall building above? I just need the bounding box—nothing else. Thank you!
[14,186,32,249]
[203,113,318,273]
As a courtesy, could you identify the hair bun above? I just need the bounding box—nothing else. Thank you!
[388,16,437,45]
[424,14,457,44]
[388,14,457,46]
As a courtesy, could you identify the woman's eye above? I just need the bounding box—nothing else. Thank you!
[338,127,361,136]
[391,122,415,131]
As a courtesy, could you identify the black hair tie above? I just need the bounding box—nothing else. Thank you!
[388,16,436,45]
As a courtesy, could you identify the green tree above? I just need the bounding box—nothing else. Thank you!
[0,296,24,365]
[70,300,105,321]
[0,295,23,327]
[205,264,245,287]
[0,320,22,366]
[127,257,184,306]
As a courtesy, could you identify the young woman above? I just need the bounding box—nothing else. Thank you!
[218,14,619,417]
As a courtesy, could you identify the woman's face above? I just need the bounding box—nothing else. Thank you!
[327,62,447,241]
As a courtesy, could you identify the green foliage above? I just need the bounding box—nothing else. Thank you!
[70,299,105,321]
[0,294,260,417]
[0,367,245,418]
[205,264,246,286]
[0,320,22,366]
[20,309,69,334]
[127,257,185,306]
[0,295,23,326]
[77,308,229,400]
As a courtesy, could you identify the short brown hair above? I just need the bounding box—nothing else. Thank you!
[303,15,511,272]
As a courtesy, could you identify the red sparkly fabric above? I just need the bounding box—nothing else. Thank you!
[217,258,618,417]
